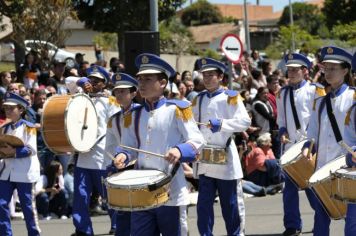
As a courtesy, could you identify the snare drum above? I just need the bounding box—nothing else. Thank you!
[199,145,227,164]
[280,140,316,189]
[105,170,170,211]
[309,155,347,219]
[331,168,356,203]
[41,94,98,153]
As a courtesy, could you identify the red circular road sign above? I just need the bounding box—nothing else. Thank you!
[220,34,244,64]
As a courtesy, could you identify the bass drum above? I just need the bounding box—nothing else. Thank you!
[41,94,98,153]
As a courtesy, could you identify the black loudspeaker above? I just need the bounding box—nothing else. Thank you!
[124,31,160,76]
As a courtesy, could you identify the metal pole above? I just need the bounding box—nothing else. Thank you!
[150,0,159,31]
[244,0,251,53]
[289,0,295,52]
[228,62,233,90]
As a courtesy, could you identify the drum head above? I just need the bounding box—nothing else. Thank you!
[106,170,166,188]
[280,139,307,165]
[65,94,98,152]
[335,168,356,179]
[309,155,346,184]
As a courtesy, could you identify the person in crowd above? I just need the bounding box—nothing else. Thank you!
[74,53,85,71]
[302,46,353,236]
[184,79,197,101]
[0,92,41,236]
[252,87,275,135]
[71,65,120,236]
[244,133,283,188]
[35,160,68,220]
[20,52,41,89]
[192,57,250,236]
[278,53,326,236]
[112,53,205,235]
[47,60,67,95]
[0,71,12,94]
[177,81,189,101]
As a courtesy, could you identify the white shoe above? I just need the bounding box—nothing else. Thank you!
[60,215,68,220]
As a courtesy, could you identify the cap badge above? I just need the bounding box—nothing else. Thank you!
[201,59,207,65]
[142,56,149,64]
[288,54,293,60]
[327,47,333,54]
[116,74,121,81]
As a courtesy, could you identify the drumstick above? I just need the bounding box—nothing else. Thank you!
[119,144,165,158]
[82,107,88,130]
[307,138,315,159]
[340,142,356,159]
[196,121,210,127]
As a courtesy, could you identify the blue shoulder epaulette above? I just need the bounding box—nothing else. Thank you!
[224,89,238,97]
[166,99,191,109]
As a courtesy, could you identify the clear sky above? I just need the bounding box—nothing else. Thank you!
[185,0,307,12]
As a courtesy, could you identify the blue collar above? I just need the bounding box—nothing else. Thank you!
[330,83,348,98]
[290,80,307,90]
[144,97,167,112]
[206,87,224,98]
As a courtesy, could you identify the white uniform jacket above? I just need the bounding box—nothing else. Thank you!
[117,97,205,206]
[277,81,325,151]
[192,88,251,180]
[307,84,354,169]
[0,119,40,183]
[344,104,356,166]
[77,95,121,170]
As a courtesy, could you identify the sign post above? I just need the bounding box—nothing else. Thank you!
[220,34,244,89]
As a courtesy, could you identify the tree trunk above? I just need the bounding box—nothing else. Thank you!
[14,41,26,83]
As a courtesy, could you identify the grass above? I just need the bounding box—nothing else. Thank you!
[0,62,15,72]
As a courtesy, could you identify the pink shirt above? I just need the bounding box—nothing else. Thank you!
[245,147,275,175]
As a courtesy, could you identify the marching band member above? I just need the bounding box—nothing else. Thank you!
[112,53,205,236]
[302,46,354,236]
[0,92,41,236]
[344,52,356,236]
[192,57,251,236]
[277,53,325,236]
[71,66,120,236]
[105,72,139,236]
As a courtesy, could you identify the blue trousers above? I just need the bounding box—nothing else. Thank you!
[345,204,356,236]
[72,167,115,235]
[131,205,180,236]
[197,175,240,236]
[115,211,131,236]
[36,189,68,217]
[0,180,40,236]
[283,175,316,231]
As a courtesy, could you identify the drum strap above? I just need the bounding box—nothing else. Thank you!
[198,95,204,129]
[289,87,301,130]
[134,106,144,148]
[325,94,343,143]
[116,113,122,138]
[283,88,289,130]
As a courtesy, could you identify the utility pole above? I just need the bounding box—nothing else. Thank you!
[244,0,251,53]
[150,0,158,31]
[289,0,295,52]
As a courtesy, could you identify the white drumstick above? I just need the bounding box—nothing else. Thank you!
[340,142,356,159]
[196,121,210,127]
[119,144,165,158]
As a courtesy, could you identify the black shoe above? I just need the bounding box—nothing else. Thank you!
[282,228,301,236]
[70,230,90,236]
[90,205,107,216]
[266,183,284,195]
[108,228,116,235]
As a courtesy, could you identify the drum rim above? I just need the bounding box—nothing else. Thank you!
[333,168,356,179]
[280,139,308,166]
[104,170,168,189]
[309,155,346,184]
[107,201,168,211]
[64,93,98,152]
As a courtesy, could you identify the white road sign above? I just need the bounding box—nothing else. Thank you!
[220,34,244,64]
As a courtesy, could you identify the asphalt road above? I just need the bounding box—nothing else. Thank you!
[11,191,344,236]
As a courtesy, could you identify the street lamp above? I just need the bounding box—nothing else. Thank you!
[244,0,251,53]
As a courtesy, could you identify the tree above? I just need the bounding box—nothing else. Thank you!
[331,22,356,47]
[278,2,327,36]
[181,0,223,26]
[322,0,356,29]
[0,0,75,71]
[265,25,322,59]
[72,0,186,60]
